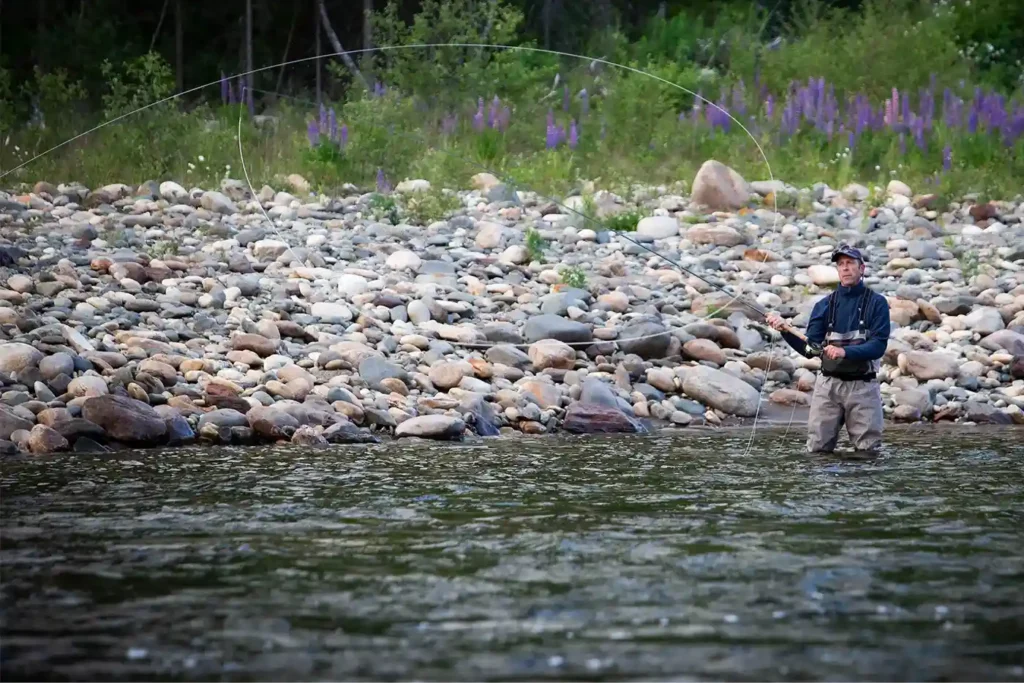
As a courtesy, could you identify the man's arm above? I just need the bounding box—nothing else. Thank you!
[779,297,828,358]
[842,294,891,361]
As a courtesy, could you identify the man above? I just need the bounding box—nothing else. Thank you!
[766,244,891,453]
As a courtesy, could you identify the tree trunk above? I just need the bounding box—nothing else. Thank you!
[543,0,552,50]
[175,0,184,94]
[36,0,46,70]
[317,0,370,90]
[275,4,299,95]
[314,0,322,106]
[246,0,254,109]
[149,0,169,52]
[363,0,372,52]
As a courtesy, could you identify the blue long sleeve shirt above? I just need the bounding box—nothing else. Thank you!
[781,281,890,360]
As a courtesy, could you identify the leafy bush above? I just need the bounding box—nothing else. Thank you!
[402,188,463,225]
[559,265,587,288]
[604,209,644,232]
[524,227,546,262]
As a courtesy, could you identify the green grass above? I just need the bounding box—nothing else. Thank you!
[1,0,1021,203]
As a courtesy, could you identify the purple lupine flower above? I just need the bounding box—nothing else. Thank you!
[732,79,746,116]
[545,122,558,149]
[498,106,511,132]
[913,116,926,152]
[340,124,348,148]
[376,168,391,193]
[968,108,978,133]
[473,97,485,132]
[568,119,578,149]
[328,107,337,143]
[487,95,499,129]
[942,144,952,171]
[765,94,774,119]
[220,73,228,104]
[319,103,328,134]
[307,119,319,147]
[848,130,855,153]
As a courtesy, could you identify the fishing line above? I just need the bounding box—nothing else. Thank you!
[6,43,805,449]
[234,82,784,454]
[1,43,784,318]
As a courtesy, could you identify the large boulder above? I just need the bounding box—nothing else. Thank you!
[0,343,43,375]
[616,320,671,359]
[247,406,300,440]
[528,339,576,370]
[523,314,593,344]
[0,405,34,441]
[899,350,959,381]
[562,403,646,434]
[395,414,465,440]
[681,365,760,417]
[690,160,751,211]
[635,216,680,240]
[81,394,168,445]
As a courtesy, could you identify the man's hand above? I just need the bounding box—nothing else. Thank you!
[823,345,846,360]
[765,312,788,331]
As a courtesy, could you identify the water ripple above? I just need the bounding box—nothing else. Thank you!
[2,427,1023,680]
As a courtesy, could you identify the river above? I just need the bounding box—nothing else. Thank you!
[2,426,1023,681]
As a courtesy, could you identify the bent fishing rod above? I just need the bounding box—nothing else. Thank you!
[232,86,817,354]
[597,220,821,355]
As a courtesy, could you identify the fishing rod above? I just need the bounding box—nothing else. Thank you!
[236,86,818,355]
[594,219,820,353]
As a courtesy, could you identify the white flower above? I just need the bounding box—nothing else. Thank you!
[875,165,881,171]
[198,155,205,162]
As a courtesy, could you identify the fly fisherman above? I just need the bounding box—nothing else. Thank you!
[765,245,891,453]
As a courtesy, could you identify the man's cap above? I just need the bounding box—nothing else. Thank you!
[831,243,865,263]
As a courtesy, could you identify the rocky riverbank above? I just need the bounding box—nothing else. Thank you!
[2,160,1023,454]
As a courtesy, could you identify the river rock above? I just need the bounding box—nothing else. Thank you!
[636,216,679,240]
[964,306,1005,336]
[900,350,959,381]
[562,403,645,434]
[81,394,168,445]
[690,160,750,210]
[523,315,592,344]
[528,339,576,370]
[616,320,671,359]
[0,404,33,440]
[27,424,68,453]
[0,343,43,375]
[247,406,300,440]
[395,414,465,440]
[681,365,760,417]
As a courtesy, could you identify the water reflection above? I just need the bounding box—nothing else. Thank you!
[2,426,1023,680]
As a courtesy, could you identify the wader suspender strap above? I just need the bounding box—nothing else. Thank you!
[826,287,872,338]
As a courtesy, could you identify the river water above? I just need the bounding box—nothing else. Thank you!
[2,426,1023,681]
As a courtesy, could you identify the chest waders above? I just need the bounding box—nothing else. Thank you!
[820,287,878,382]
